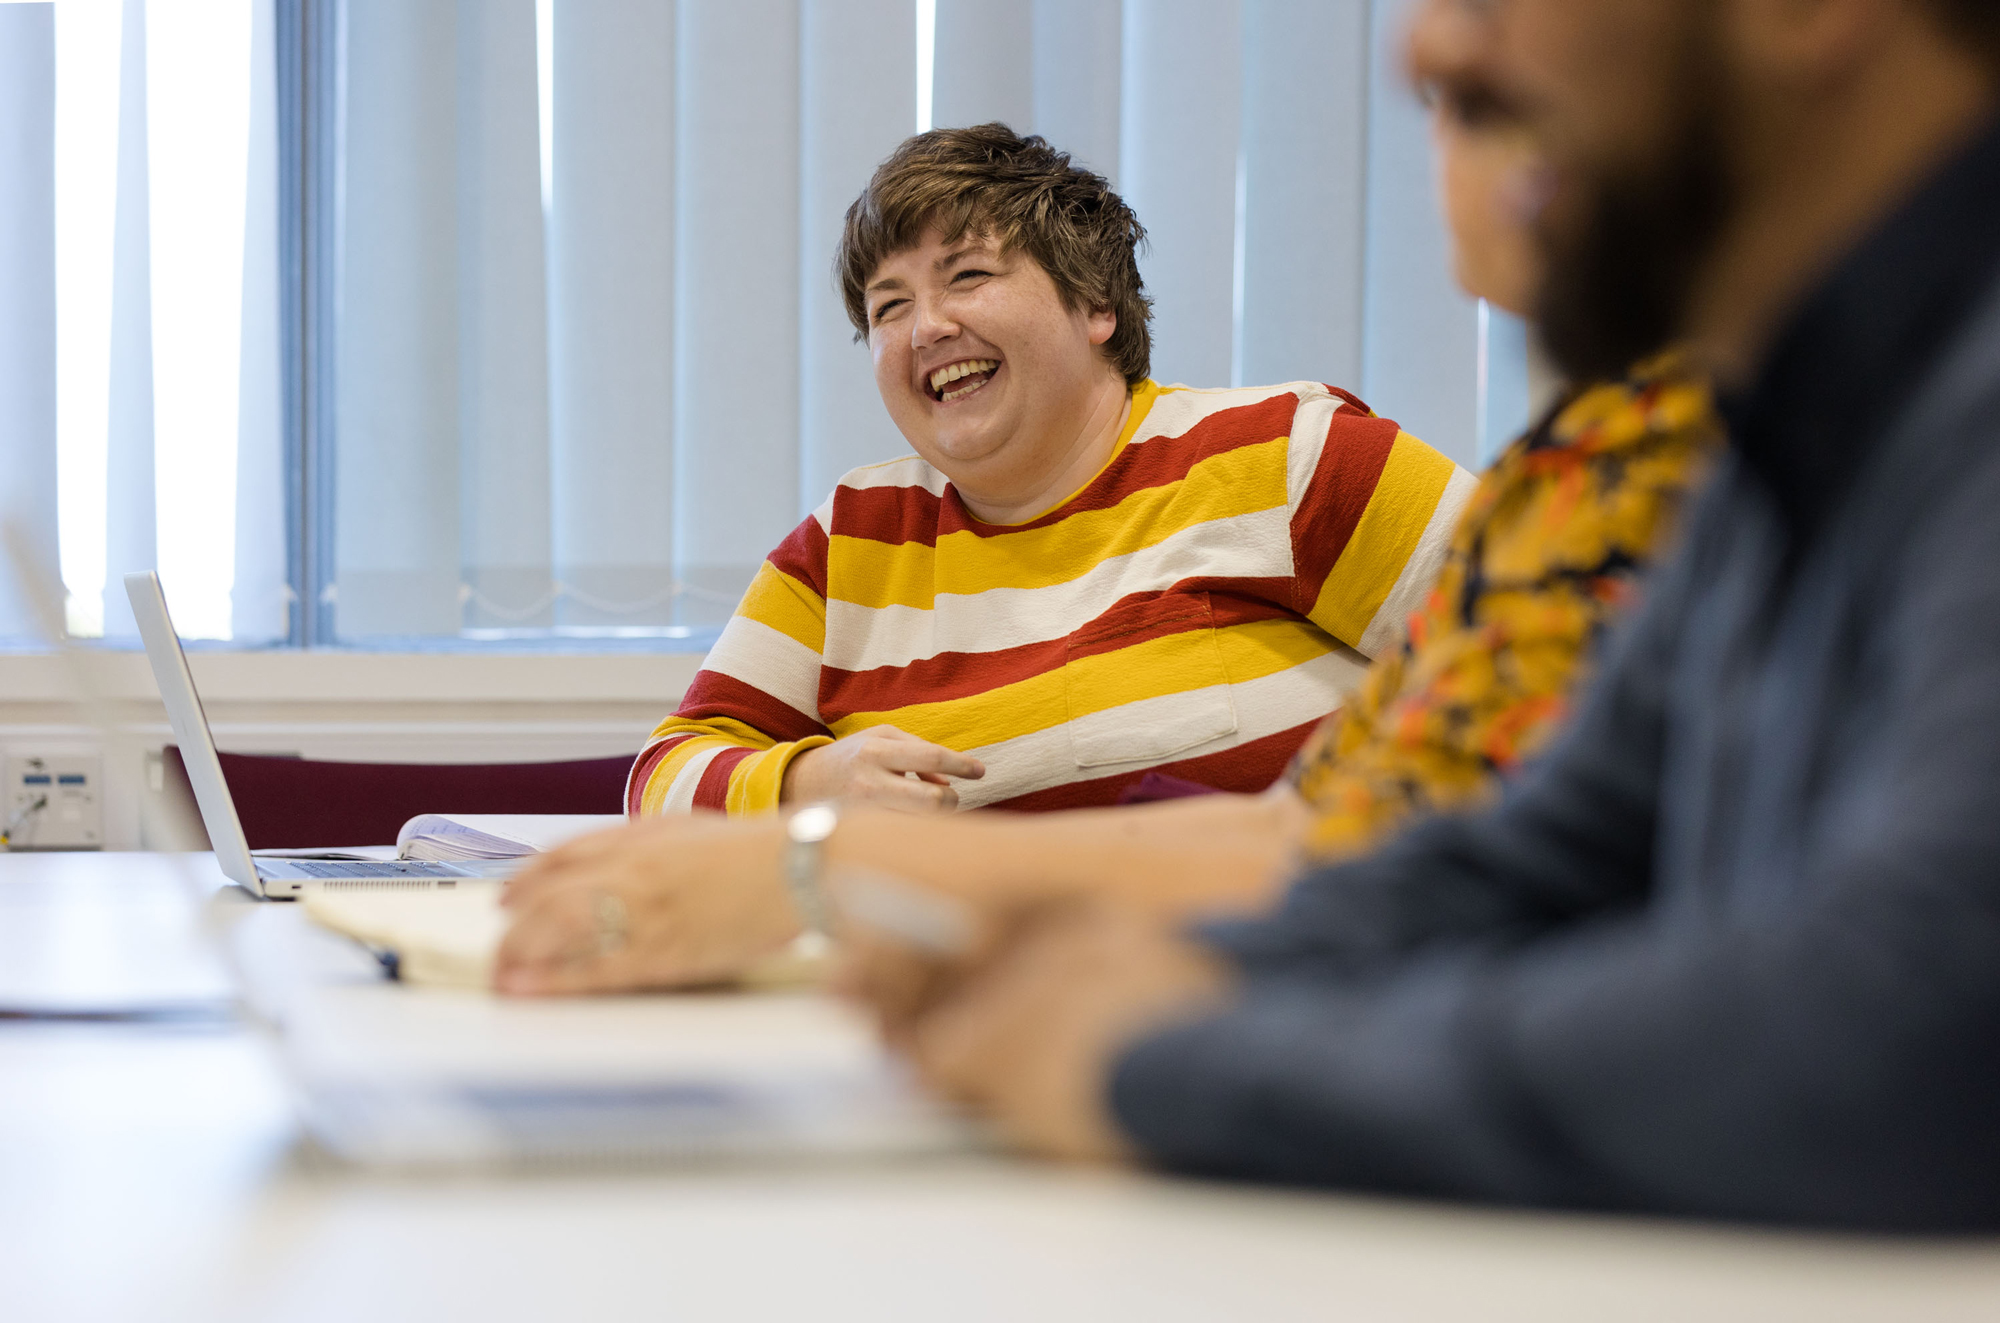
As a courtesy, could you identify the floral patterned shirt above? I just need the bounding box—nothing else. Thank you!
[1289,355,1720,861]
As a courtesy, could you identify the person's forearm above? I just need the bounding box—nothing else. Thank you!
[823,792,1306,918]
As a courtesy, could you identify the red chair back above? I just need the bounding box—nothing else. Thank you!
[162,746,632,850]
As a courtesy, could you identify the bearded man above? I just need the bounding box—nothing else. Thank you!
[853,0,2000,1231]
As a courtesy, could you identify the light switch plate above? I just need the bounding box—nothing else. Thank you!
[5,754,104,850]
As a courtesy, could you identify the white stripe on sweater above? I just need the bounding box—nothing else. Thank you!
[821,503,1297,674]
[953,645,1370,809]
[699,615,823,721]
[660,742,731,813]
[1355,464,1479,658]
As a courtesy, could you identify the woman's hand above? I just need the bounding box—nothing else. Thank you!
[782,725,985,810]
[493,815,796,995]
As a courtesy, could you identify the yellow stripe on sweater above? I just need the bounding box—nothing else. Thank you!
[737,562,827,654]
[1307,431,1455,646]
[644,713,783,749]
[722,737,833,815]
[828,438,1292,610]
[830,616,1339,749]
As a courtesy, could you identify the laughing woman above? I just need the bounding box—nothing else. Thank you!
[626,124,1472,819]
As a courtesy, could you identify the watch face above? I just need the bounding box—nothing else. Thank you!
[789,802,839,842]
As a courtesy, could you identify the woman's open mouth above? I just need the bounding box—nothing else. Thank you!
[927,358,1000,404]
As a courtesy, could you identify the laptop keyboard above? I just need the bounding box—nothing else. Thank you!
[284,859,463,878]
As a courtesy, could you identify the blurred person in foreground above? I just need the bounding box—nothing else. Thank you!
[845,0,2000,1232]
[494,102,1720,985]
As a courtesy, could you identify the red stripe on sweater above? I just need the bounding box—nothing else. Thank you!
[984,720,1321,812]
[829,482,945,550]
[692,745,756,811]
[675,670,831,745]
[1324,385,1372,415]
[767,515,832,600]
[626,734,699,815]
[827,391,1309,549]
[1288,409,1400,613]
[942,392,1306,538]
[817,590,1303,722]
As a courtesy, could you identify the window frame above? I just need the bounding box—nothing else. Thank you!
[275,0,338,649]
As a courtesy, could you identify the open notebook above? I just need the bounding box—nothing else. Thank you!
[396,813,625,862]
[301,884,834,991]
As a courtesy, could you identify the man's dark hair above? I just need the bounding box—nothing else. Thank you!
[1930,0,2000,71]
[837,124,1153,386]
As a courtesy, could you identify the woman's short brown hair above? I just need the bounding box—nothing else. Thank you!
[837,124,1153,385]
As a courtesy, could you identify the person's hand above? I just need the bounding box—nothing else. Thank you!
[841,893,1231,1162]
[493,815,796,995]
[782,725,985,811]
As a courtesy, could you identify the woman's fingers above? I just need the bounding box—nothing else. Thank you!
[879,742,985,780]
[861,726,986,781]
[500,852,581,905]
[493,884,601,987]
[502,822,654,905]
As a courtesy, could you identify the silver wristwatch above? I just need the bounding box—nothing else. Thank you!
[782,802,840,937]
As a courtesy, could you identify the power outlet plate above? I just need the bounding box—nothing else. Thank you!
[5,754,104,851]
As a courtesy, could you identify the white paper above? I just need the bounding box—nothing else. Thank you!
[395,813,626,861]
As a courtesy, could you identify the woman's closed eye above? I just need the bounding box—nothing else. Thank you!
[871,297,909,325]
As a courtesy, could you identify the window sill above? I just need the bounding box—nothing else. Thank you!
[0,648,706,706]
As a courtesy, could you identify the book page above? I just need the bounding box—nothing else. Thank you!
[396,813,626,861]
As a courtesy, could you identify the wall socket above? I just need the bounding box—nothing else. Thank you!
[5,754,104,850]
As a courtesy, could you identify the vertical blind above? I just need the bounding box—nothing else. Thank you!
[0,0,285,644]
[0,0,1526,646]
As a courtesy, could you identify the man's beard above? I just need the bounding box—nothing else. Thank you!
[1533,55,1734,382]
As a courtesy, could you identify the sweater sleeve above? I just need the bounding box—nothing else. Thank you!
[626,517,835,816]
[1288,388,1478,659]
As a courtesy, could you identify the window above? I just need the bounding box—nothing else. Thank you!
[0,0,1527,651]
[1,0,284,646]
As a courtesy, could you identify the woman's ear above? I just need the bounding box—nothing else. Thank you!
[1086,305,1118,347]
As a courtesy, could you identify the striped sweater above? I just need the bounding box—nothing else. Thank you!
[629,380,1476,815]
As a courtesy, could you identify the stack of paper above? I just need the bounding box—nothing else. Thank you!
[395,813,624,862]
[301,880,836,991]
[302,883,510,987]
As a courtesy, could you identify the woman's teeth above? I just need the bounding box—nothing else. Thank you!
[929,358,998,402]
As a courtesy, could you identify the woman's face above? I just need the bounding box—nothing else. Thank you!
[1434,102,1547,318]
[864,227,1120,499]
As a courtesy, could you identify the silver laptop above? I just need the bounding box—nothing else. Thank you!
[125,572,515,898]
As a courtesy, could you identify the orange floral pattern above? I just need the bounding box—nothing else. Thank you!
[1289,355,1720,861]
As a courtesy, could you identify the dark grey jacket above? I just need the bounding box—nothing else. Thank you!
[1110,115,2000,1231]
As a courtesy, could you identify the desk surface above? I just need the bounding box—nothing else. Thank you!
[6,851,2000,1323]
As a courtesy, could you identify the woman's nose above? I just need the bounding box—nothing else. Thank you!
[910,297,958,349]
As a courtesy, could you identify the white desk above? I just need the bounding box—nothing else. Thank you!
[6,852,2000,1323]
